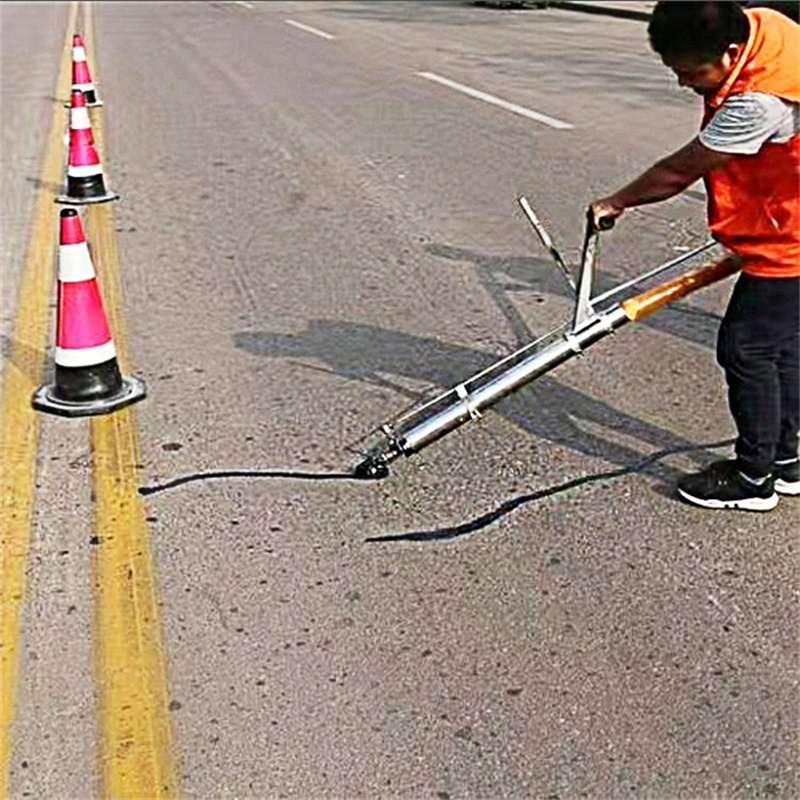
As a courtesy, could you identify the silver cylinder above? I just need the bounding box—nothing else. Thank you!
[389,305,630,458]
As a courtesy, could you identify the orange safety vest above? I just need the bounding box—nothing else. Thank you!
[703,8,800,278]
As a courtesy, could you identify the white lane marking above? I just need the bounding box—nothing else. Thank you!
[285,19,335,40]
[416,71,574,130]
[236,1,254,8]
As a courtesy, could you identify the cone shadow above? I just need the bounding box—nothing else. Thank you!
[1,334,50,388]
[26,176,64,195]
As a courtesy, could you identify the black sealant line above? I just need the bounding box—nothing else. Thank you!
[138,438,736,540]
[366,438,737,544]
[138,469,357,496]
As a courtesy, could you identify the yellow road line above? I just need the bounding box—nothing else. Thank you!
[0,4,78,796]
[83,4,181,797]
[91,412,180,799]
[87,203,180,799]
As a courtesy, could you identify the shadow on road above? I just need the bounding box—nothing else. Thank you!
[425,242,723,351]
[1,334,49,387]
[26,176,63,195]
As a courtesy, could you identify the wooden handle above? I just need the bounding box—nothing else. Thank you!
[620,256,740,321]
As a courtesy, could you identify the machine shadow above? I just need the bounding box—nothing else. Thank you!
[234,318,721,484]
[424,243,725,351]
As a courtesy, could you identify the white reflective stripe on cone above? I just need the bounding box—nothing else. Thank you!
[67,163,102,177]
[70,107,92,129]
[58,242,96,282]
[73,46,87,61]
[55,340,116,367]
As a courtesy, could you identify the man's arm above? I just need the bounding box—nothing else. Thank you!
[590,138,733,229]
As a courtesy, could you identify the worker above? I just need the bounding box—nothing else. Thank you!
[590,1,799,510]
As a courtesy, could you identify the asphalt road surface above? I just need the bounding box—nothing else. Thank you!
[1,2,797,798]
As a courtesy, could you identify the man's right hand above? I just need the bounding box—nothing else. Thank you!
[588,198,625,232]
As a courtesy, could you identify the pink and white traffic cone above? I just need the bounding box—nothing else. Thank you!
[65,83,95,148]
[56,90,118,204]
[70,34,102,106]
[33,208,145,417]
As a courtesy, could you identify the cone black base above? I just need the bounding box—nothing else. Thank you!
[56,172,119,204]
[55,189,119,205]
[63,97,103,108]
[71,172,107,198]
[54,359,123,402]
[32,375,146,418]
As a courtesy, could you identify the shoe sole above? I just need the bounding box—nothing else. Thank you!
[775,478,800,496]
[677,487,779,511]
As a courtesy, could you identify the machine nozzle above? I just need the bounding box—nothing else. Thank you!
[353,455,391,480]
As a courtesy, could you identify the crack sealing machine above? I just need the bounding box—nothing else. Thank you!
[353,198,738,480]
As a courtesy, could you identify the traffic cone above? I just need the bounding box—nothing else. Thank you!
[56,90,118,204]
[32,208,146,417]
[66,85,95,149]
[69,34,102,106]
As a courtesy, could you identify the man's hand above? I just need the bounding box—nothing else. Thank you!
[589,197,625,232]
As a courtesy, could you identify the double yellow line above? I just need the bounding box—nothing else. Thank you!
[0,4,180,797]
[0,5,78,796]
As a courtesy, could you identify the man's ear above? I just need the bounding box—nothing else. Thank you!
[726,42,744,64]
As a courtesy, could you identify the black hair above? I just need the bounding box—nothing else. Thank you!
[648,2,751,61]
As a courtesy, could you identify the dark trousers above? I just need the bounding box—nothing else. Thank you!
[717,273,800,477]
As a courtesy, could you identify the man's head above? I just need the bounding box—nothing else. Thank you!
[648,2,751,95]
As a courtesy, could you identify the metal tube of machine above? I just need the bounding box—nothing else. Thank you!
[395,306,628,455]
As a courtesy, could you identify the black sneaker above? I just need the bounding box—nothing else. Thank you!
[775,458,800,496]
[677,460,778,511]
